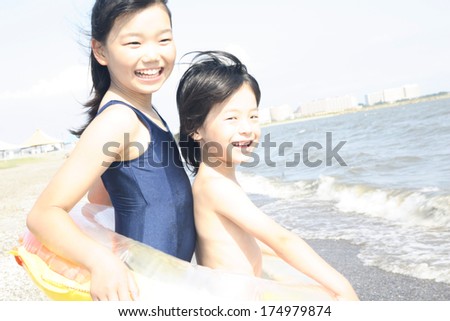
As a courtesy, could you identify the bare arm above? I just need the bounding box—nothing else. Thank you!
[88,178,112,206]
[256,239,277,256]
[27,105,142,300]
[208,179,359,300]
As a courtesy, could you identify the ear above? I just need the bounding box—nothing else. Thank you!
[91,39,108,66]
[191,130,202,141]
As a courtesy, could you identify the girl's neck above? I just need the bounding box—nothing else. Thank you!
[102,88,169,131]
[102,89,169,131]
[106,87,153,113]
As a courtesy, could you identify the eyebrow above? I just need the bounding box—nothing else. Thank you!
[223,107,258,113]
[121,28,173,37]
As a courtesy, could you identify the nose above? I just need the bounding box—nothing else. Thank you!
[142,44,160,63]
[238,119,252,135]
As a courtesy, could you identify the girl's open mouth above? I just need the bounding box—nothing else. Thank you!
[231,141,253,147]
[135,68,163,79]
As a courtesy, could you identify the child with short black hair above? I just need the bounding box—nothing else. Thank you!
[177,51,359,300]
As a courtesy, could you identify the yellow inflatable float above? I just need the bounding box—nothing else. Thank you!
[11,203,330,301]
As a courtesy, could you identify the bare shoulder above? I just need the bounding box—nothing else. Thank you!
[194,174,257,222]
[194,173,244,202]
[88,103,140,135]
[77,103,144,154]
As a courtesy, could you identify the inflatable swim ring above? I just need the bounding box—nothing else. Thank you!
[11,203,331,301]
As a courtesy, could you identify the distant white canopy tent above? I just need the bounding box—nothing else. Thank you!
[0,140,21,151]
[0,140,22,159]
[22,129,64,154]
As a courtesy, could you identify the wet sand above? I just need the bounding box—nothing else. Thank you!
[306,239,450,301]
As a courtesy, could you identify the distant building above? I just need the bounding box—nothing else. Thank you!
[403,84,421,99]
[365,91,384,105]
[269,104,294,122]
[293,106,303,119]
[299,95,359,116]
[365,84,421,105]
[383,87,405,103]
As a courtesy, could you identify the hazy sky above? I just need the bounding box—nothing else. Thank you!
[1,0,449,144]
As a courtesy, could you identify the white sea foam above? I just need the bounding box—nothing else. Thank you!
[238,171,450,229]
[357,231,450,284]
[237,172,450,285]
[315,175,450,229]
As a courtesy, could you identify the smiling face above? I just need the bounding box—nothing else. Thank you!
[92,4,176,99]
[194,83,260,167]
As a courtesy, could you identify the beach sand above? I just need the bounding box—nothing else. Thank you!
[0,154,65,301]
[1,154,449,301]
[306,239,450,301]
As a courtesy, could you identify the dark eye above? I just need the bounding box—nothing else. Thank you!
[126,41,141,46]
[160,38,172,44]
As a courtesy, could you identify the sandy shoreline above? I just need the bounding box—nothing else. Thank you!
[306,239,450,301]
[1,154,449,301]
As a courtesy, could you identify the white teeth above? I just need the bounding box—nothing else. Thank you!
[136,69,160,76]
[232,141,252,147]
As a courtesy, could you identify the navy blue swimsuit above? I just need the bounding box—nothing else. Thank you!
[98,100,196,262]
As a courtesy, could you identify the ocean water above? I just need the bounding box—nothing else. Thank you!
[238,98,450,285]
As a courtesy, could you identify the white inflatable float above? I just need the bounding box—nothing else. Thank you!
[11,203,332,301]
